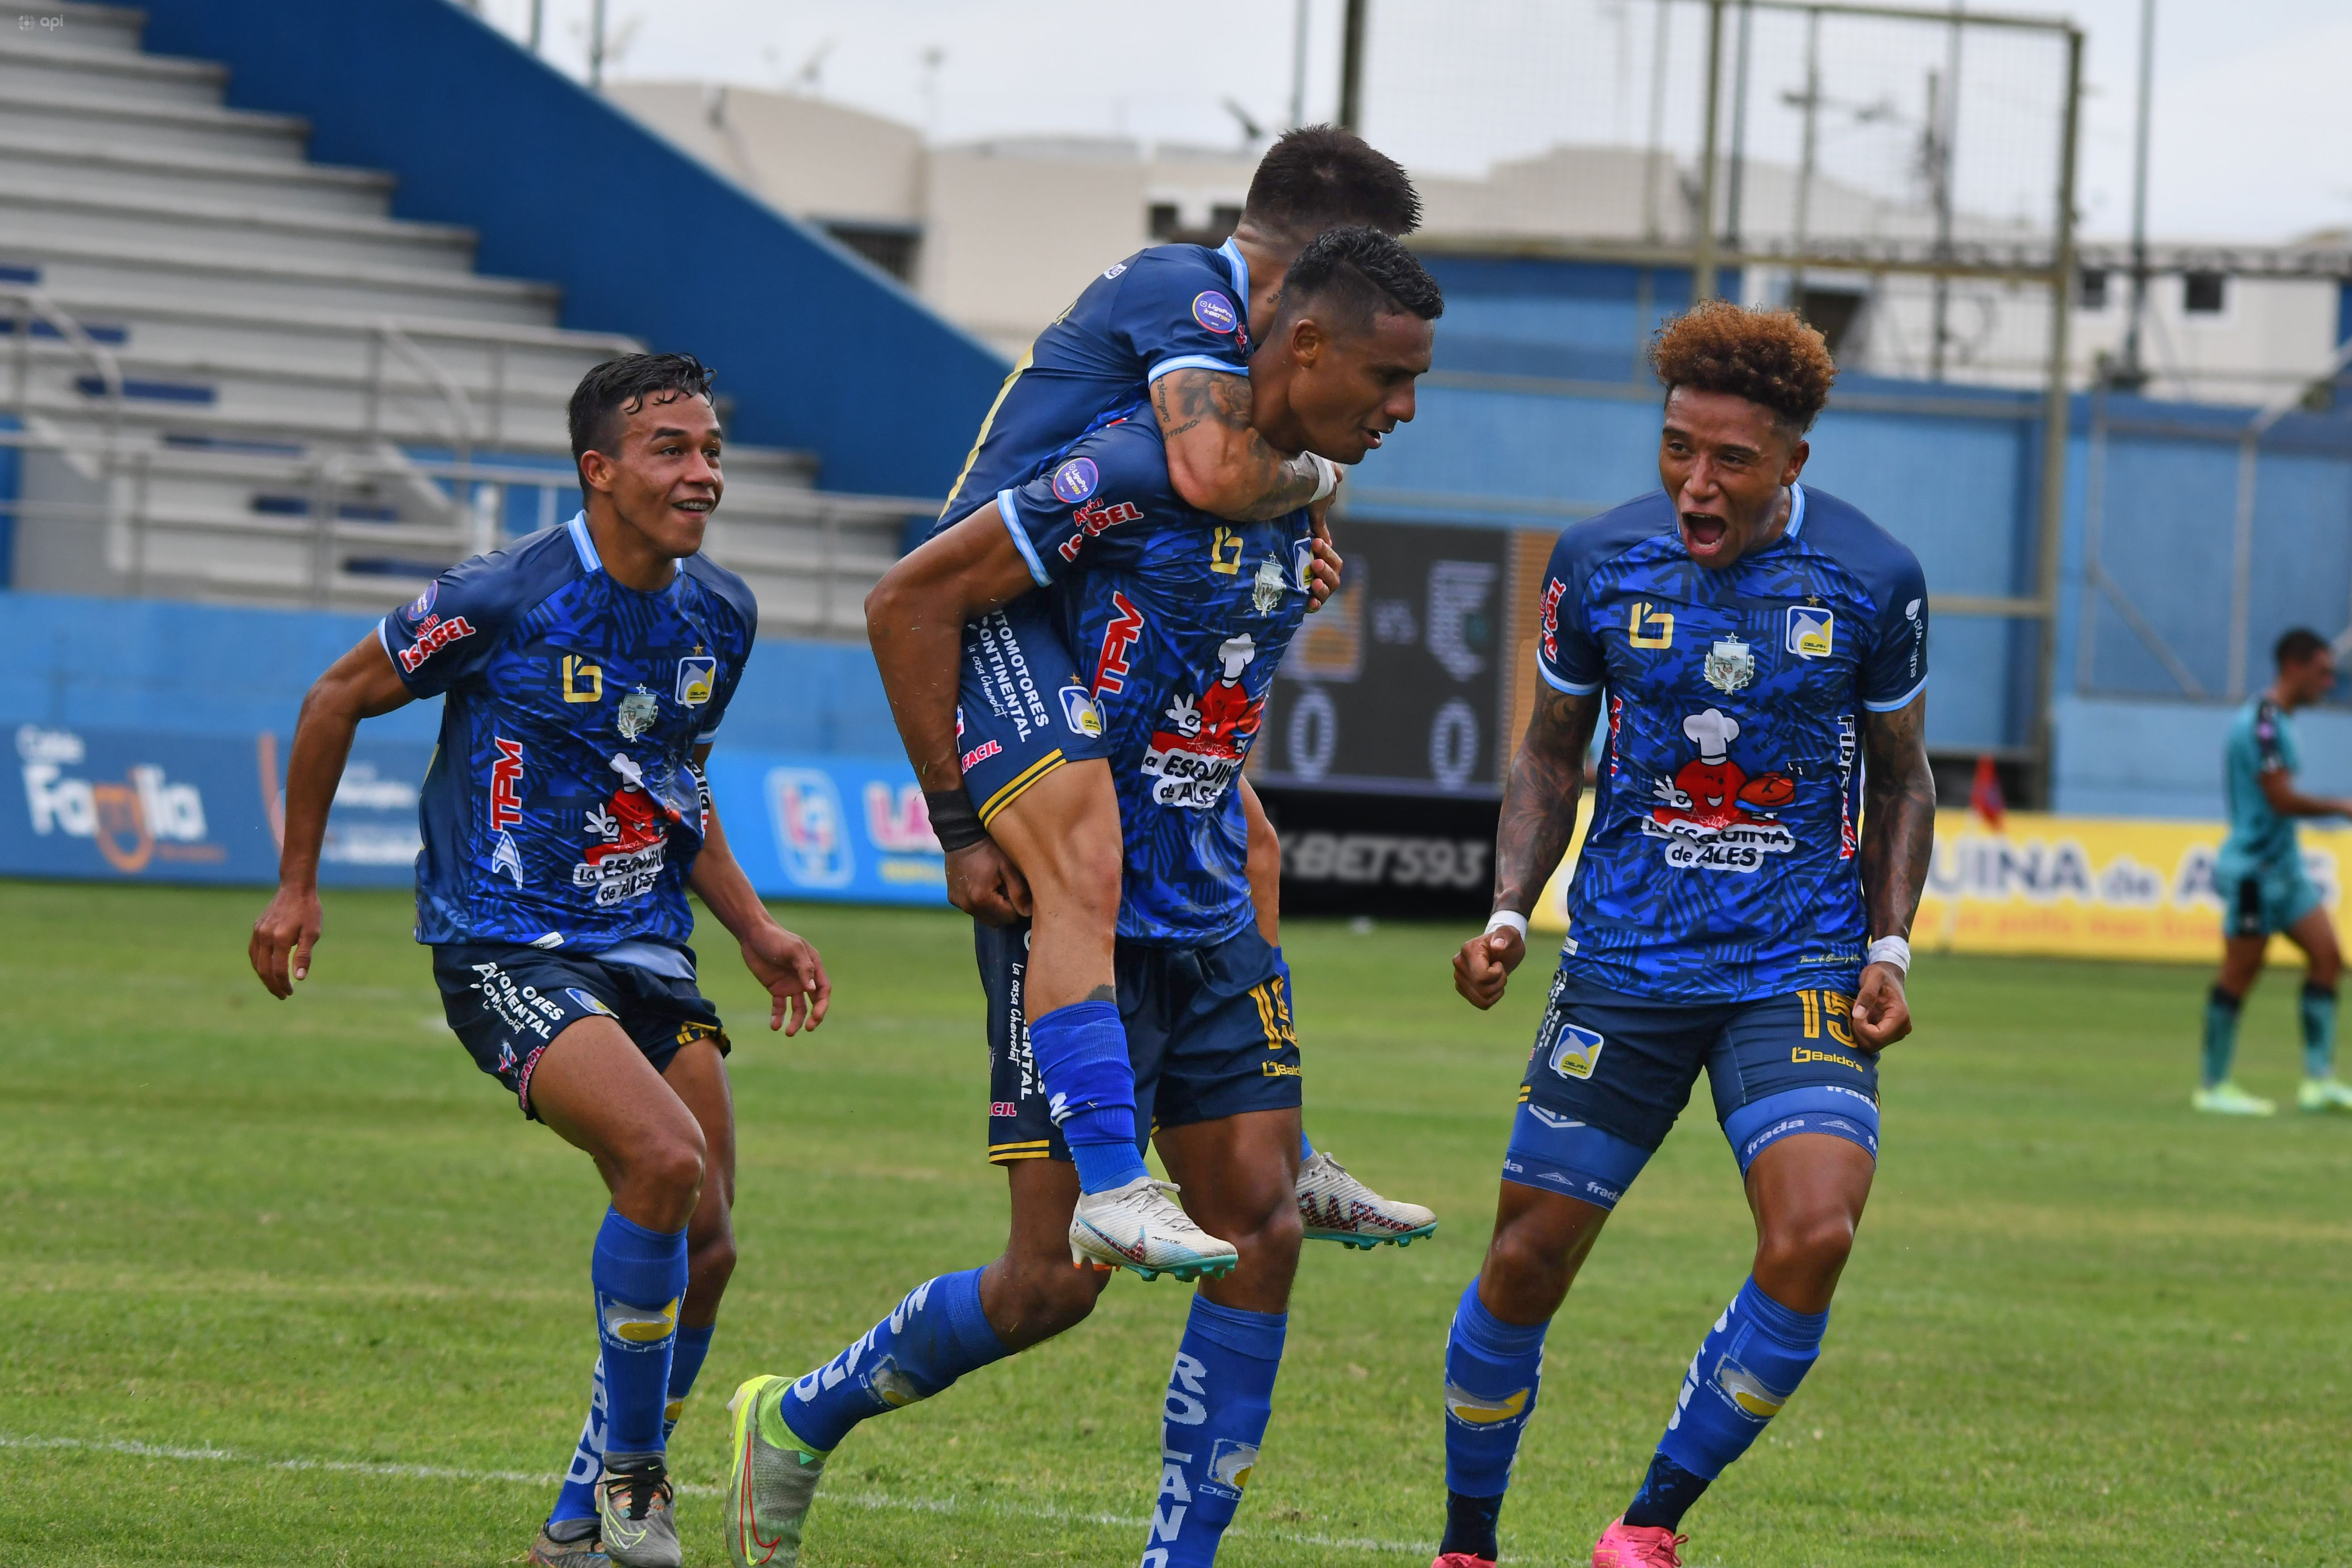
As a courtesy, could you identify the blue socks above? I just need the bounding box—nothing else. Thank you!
[591,1207,689,1460]
[1144,1297,1287,1568]
[2203,984,2244,1088]
[1439,1277,1547,1554]
[783,1268,1008,1453]
[1029,999,1149,1193]
[2302,983,2338,1080]
[1299,1130,1315,1162]
[547,1322,718,1528]
[1627,1276,1829,1530]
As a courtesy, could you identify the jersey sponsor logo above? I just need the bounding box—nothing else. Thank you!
[1203,1439,1257,1500]
[1713,1352,1793,1419]
[1548,1021,1605,1079]
[1103,261,1128,279]
[1525,1105,1583,1130]
[1092,592,1146,695]
[490,829,525,887]
[1627,599,1675,649]
[767,766,856,890]
[397,613,476,674]
[1057,496,1143,561]
[1539,577,1566,663]
[1704,635,1756,693]
[1050,456,1101,505]
[616,685,660,740]
[575,786,668,905]
[1835,713,1858,859]
[1060,684,1103,737]
[560,654,603,703]
[1642,707,1798,873]
[468,960,563,1042]
[489,736,526,831]
[1141,633,1261,809]
[1792,1044,1867,1072]
[961,737,1002,771]
[675,655,718,707]
[1444,1381,1530,1426]
[1191,289,1240,334]
[1786,606,1835,659]
[564,987,618,1018]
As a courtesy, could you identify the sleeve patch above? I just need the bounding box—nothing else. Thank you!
[1191,291,1240,334]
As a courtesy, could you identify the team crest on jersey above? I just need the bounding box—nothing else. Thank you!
[1786,606,1835,659]
[1050,456,1100,505]
[616,686,660,740]
[1251,555,1290,615]
[407,581,437,618]
[1060,684,1103,737]
[1548,1022,1605,1080]
[564,988,617,1018]
[1142,633,1262,809]
[675,655,717,706]
[1191,290,1240,334]
[1642,707,1798,874]
[1703,635,1755,692]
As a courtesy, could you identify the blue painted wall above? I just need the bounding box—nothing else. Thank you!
[137,0,1008,498]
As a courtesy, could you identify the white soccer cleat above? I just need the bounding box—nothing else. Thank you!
[1297,1150,1438,1249]
[1069,1176,1240,1283]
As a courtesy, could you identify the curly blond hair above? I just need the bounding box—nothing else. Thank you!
[1650,299,1836,432]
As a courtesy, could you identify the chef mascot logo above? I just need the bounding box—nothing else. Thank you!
[1641,707,1798,873]
[1142,633,1262,809]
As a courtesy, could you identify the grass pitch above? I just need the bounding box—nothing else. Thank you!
[4,879,2349,1567]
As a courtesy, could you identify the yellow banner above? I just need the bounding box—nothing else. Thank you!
[1533,809,2348,965]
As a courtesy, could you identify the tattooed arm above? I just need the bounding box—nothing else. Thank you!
[1854,692,1937,1050]
[1454,686,1604,1009]
[1151,368,1326,521]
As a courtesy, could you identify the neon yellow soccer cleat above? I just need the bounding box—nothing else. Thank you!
[725,1375,829,1568]
[2193,1082,2277,1116]
[2298,1076,2352,1112]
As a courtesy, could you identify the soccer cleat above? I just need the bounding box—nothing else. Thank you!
[726,1373,829,1568]
[2193,1082,2276,1116]
[1298,1150,1439,1249]
[1068,1175,1240,1282]
[1592,1516,1688,1568]
[2299,1076,2352,1112]
[528,1522,610,1568]
[597,1455,680,1568]
[1431,1555,1497,1568]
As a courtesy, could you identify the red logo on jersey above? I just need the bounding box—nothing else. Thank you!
[1141,634,1263,809]
[489,736,526,830]
[397,613,476,674]
[961,737,1003,771]
[1092,592,1146,695]
[1058,498,1145,562]
[1640,707,1798,874]
[1538,578,1565,664]
[574,787,668,905]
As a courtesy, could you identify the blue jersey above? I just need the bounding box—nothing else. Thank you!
[379,514,758,951]
[1541,485,1928,1002]
[2221,696,2300,870]
[936,239,1253,528]
[994,417,1312,944]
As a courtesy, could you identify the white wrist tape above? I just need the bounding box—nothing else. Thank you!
[1866,935,1912,975]
[1484,909,1530,940]
[1307,452,1339,503]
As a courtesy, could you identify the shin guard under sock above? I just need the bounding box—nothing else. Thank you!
[1629,1276,1829,1530]
[2204,985,2245,1089]
[2302,982,2338,1080]
[1144,1297,1287,1568]
[1028,999,1149,1193]
[1441,1278,1548,1504]
[591,1208,688,1459]
[782,1268,1007,1453]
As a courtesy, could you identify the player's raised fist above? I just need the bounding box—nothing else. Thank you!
[1852,961,1911,1051]
[248,884,324,1000]
[1454,924,1527,1010]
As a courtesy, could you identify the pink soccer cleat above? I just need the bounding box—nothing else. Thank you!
[1592,1516,1687,1568]
[1431,1555,1496,1568]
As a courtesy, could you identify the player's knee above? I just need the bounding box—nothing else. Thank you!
[1001,1255,1106,1341]
[687,1227,737,1289]
[1484,1216,1576,1305]
[1757,1208,1855,1281]
[635,1126,708,1206]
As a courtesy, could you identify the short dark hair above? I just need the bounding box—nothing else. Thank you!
[568,352,716,473]
[2277,627,2332,670]
[1242,125,1421,242]
[1651,299,1837,434]
[1276,226,1444,339]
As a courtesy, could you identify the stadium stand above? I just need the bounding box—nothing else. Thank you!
[0,1,925,634]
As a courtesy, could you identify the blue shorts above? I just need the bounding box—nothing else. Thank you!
[431,943,727,1119]
[2217,854,2323,939]
[982,919,1304,1164]
[1503,963,1880,1210]
[957,592,1113,827]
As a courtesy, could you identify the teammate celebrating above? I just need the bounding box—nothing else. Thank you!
[908,125,1437,1269]
[2196,627,2352,1115]
[726,229,1441,1568]
[1434,302,1935,1568]
[247,354,830,1568]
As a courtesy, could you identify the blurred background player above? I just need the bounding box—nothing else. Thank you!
[246,355,831,1568]
[2197,627,2352,1116]
[1439,303,1935,1568]
[897,125,1436,1273]
[726,230,1440,1568]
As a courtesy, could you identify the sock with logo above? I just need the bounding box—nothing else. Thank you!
[545,1353,609,1530]
[1143,1297,1287,1568]
[1027,999,1149,1193]
[592,1207,689,1459]
[1625,1276,1829,1530]
[2301,982,2338,1080]
[664,1322,716,1442]
[779,1268,1007,1454]
[2203,984,2245,1088]
[1441,1279,1547,1522]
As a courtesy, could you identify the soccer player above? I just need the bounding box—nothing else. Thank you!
[725,228,1442,1568]
[2196,627,2352,1116]
[1433,301,1935,1568]
[911,125,1437,1270]
[246,354,831,1568]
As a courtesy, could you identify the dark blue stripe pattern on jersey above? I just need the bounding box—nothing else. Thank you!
[994,416,1312,945]
[379,515,758,951]
[1539,485,1928,1002]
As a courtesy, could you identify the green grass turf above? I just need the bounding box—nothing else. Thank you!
[3,879,2349,1566]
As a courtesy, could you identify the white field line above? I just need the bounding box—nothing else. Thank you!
[1,1433,1428,1557]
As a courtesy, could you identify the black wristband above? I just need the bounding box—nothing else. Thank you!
[923,788,988,853]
